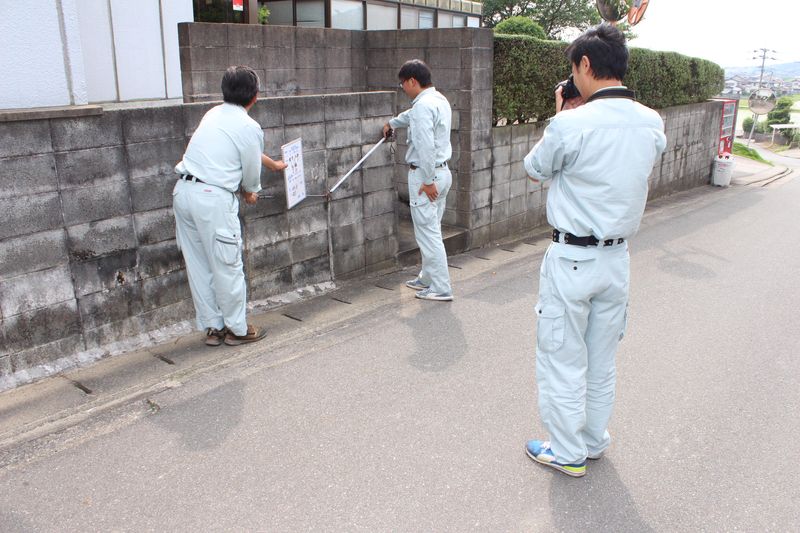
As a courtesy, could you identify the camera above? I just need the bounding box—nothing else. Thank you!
[555,74,581,101]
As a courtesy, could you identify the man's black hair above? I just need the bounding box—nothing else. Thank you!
[565,24,628,81]
[221,65,260,107]
[398,60,432,87]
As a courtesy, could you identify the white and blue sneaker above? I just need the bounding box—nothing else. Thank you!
[525,440,586,478]
[415,288,453,301]
[405,278,429,290]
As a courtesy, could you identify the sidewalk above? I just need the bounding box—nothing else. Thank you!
[730,155,790,186]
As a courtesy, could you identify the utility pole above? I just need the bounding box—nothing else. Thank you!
[747,48,778,146]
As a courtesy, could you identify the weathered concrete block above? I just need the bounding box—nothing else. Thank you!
[302,149,327,194]
[365,235,397,266]
[50,111,124,151]
[328,170,362,201]
[182,102,217,137]
[492,126,512,147]
[366,68,398,89]
[330,196,363,227]
[77,282,143,329]
[471,188,491,210]
[362,165,394,193]
[140,270,191,312]
[131,175,177,212]
[470,205,491,229]
[67,216,137,262]
[0,192,62,240]
[61,179,132,226]
[179,22,227,47]
[0,229,67,281]
[291,255,331,286]
[138,240,184,280]
[245,213,289,248]
[122,106,185,143]
[331,221,364,252]
[508,195,526,217]
[287,202,328,236]
[510,178,528,199]
[248,266,294,300]
[247,239,291,275]
[324,94,361,121]
[134,208,175,245]
[367,48,397,69]
[127,139,186,179]
[507,212,529,236]
[364,212,395,241]
[290,230,329,264]
[324,46,352,68]
[263,46,296,70]
[295,68,325,91]
[361,117,386,144]
[55,146,128,188]
[361,141,393,169]
[365,30,397,49]
[327,146,362,179]
[227,23,263,48]
[0,153,57,199]
[461,47,493,70]
[471,148,492,172]
[263,25,296,48]
[263,126,286,156]
[180,45,230,72]
[0,265,75,318]
[242,195,285,220]
[1,300,81,355]
[492,144,511,167]
[0,120,52,158]
[284,122,324,151]
[333,244,365,276]
[71,249,138,297]
[490,219,510,241]
[326,119,362,150]
[283,95,324,125]
[295,27,326,48]
[491,200,509,223]
[363,189,395,218]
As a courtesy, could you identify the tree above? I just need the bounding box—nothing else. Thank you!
[483,0,601,39]
[766,96,794,126]
[495,16,547,39]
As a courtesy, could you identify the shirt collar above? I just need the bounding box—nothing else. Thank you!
[412,87,436,105]
[590,85,627,97]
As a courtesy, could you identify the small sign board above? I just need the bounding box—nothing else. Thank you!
[233,0,244,11]
[281,138,306,209]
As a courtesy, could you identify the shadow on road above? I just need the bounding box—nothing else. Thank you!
[549,459,653,533]
[404,304,467,373]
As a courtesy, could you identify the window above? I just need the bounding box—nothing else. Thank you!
[332,0,364,29]
[367,3,397,30]
[264,0,292,25]
[467,16,480,28]
[451,14,465,27]
[401,6,434,29]
[297,0,324,26]
[437,12,452,27]
[419,9,434,28]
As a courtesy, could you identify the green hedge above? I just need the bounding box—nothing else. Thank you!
[493,34,725,124]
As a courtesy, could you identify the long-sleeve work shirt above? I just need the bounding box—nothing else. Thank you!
[389,87,452,185]
[175,103,264,194]
[524,89,667,240]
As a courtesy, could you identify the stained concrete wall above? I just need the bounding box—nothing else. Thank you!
[0,92,396,385]
[482,101,725,244]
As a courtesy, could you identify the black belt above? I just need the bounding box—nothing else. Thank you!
[409,162,447,170]
[553,229,624,247]
[178,174,205,184]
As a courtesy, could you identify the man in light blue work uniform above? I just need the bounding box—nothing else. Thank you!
[383,60,454,301]
[523,25,667,477]
[174,66,286,347]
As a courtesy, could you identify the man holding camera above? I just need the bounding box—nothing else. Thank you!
[173,66,286,347]
[523,25,667,477]
[382,60,453,301]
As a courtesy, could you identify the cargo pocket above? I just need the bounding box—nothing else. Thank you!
[535,301,566,352]
[214,229,241,266]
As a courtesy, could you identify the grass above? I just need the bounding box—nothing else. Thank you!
[732,142,773,165]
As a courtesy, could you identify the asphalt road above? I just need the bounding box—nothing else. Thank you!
[1,167,799,531]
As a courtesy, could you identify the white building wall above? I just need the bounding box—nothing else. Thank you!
[0,0,192,110]
[0,0,76,109]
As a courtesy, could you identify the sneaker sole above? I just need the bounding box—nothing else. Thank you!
[415,293,453,301]
[205,338,223,346]
[525,447,586,478]
[224,332,268,346]
[405,282,429,290]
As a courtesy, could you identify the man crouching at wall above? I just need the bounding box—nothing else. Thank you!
[173,65,287,347]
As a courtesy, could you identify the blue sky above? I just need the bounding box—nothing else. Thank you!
[627,0,799,68]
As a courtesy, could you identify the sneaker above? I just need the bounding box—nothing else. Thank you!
[415,288,453,301]
[587,451,604,460]
[224,324,268,346]
[205,327,227,346]
[525,440,586,478]
[405,278,430,290]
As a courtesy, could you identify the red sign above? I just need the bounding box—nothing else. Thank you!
[233,0,243,11]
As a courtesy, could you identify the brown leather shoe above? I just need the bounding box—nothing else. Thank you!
[224,324,267,346]
[205,327,227,346]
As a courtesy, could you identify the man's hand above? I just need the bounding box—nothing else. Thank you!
[261,154,288,172]
[555,86,585,114]
[382,123,393,140]
[272,160,288,171]
[242,191,258,205]
[418,182,439,201]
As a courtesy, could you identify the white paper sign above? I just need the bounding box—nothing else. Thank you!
[281,138,306,209]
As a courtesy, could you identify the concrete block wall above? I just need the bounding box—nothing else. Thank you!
[0,91,396,385]
[179,24,367,101]
[483,100,725,243]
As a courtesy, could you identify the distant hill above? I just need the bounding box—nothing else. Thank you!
[725,62,800,79]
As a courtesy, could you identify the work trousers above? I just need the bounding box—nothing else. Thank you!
[535,241,630,464]
[408,167,453,294]
[172,179,248,336]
